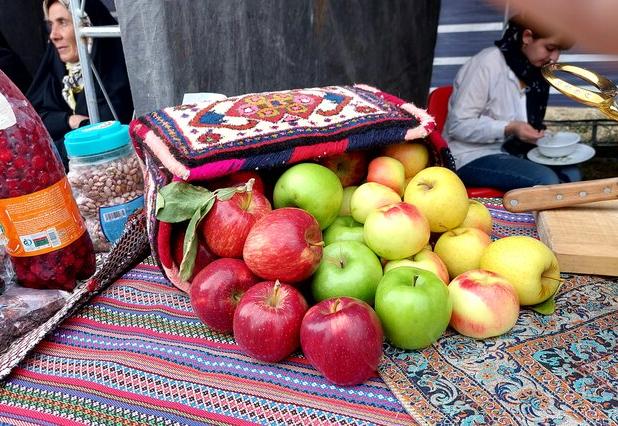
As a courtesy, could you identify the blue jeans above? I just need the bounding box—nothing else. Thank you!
[457,154,582,191]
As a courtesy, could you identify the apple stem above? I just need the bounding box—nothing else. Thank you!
[244,178,255,193]
[268,280,282,307]
[411,275,417,287]
[330,298,342,313]
[542,275,564,283]
[312,241,325,247]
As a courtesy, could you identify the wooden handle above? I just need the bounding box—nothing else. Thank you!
[503,178,618,212]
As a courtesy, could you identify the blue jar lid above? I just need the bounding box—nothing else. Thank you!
[64,120,130,157]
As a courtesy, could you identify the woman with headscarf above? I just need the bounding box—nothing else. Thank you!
[27,0,133,169]
[443,15,580,191]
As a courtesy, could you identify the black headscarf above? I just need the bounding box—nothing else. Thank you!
[26,0,133,167]
[494,19,548,130]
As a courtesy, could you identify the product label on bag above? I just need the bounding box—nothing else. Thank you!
[99,195,144,243]
[0,93,16,130]
[0,177,86,256]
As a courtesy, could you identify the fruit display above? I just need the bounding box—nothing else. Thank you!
[153,141,562,387]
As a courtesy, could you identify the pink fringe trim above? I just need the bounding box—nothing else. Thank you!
[401,102,436,140]
[142,130,190,180]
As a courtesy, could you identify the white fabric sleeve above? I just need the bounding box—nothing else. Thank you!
[446,58,508,144]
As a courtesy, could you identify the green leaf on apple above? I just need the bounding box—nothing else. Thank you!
[156,182,214,223]
[179,198,215,281]
[530,280,563,316]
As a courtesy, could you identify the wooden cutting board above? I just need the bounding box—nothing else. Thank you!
[535,199,618,276]
[503,178,618,276]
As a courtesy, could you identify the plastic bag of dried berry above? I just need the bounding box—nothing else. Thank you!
[0,70,96,291]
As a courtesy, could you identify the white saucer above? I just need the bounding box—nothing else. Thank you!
[527,143,596,166]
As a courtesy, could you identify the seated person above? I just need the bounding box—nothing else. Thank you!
[27,0,133,170]
[444,14,581,191]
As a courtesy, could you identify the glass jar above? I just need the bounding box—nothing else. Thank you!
[65,121,145,252]
[0,70,96,291]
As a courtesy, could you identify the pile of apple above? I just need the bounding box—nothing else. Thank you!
[158,141,562,387]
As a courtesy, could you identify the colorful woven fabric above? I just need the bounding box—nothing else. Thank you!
[380,200,618,425]
[130,84,437,182]
[0,200,615,425]
[0,261,410,425]
[130,84,448,293]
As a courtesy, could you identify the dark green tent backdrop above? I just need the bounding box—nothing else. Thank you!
[114,0,441,115]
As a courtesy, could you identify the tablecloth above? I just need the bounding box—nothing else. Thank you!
[0,201,616,425]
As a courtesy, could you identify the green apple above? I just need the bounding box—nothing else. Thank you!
[479,236,560,306]
[434,227,491,280]
[375,266,452,350]
[363,202,430,260]
[311,240,383,305]
[339,186,358,216]
[273,163,343,229]
[323,216,364,245]
[403,166,469,232]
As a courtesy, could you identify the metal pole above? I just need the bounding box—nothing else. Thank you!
[69,0,100,123]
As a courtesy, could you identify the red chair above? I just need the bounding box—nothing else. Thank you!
[426,86,504,198]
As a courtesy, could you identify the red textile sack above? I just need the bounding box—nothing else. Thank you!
[129,84,453,292]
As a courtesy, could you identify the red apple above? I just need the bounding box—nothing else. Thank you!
[200,188,272,258]
[206,170,265,194]
[448,269,520,339]
[300,297,383,386]
[172,226,216,281]
[366,156,406,196]
[190,258,260,333]
[320,151,368,186]
[243,207,324,283]
[233,280,309,362]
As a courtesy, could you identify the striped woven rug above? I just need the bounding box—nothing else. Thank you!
[0,262,411,425]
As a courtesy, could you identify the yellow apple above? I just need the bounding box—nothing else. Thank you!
[460,200,493,235]
[382,142,429,178]
[366,156,406,196]
[364,202,430,260]
[339,186,358,216]
[448,269,520,339]
[434,227,491,280]
[403,166,469,233]
[479,236,561,306]
[383,248,449,284]
[350,182,401,224]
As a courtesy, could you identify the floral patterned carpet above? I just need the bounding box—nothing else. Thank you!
[379,201,617,425]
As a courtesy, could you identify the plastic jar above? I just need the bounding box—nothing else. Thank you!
[65,121,145,252]
[0,71,96,291]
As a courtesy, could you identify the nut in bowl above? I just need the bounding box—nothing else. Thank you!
[536,131,581,157]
